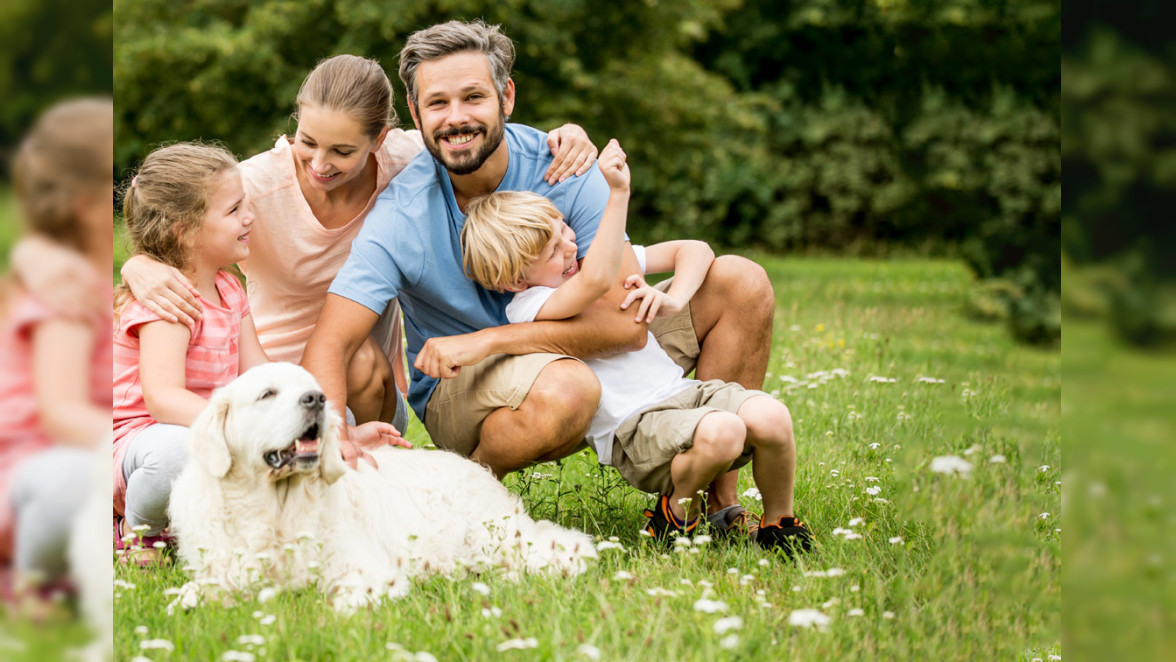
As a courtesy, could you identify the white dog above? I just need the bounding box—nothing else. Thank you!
[168,363,595,611]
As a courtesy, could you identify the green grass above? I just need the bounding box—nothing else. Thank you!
[100,255,1060,661]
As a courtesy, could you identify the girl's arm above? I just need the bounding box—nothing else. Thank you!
[534,139,631,321]
[620,240,715,323]
[32,320,108,446]
[138,320,209,426]
[238,313,270,373]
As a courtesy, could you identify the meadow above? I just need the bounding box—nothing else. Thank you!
[99,254,1061,661]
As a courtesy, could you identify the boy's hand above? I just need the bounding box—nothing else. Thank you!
[620,274,685,323]
[598,139,630,192]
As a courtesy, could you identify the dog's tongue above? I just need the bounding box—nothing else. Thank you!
[295,439,318,454]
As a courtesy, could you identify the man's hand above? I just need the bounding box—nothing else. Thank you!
[414,332,494,379]
[621,274,684,323]
[545,124,598,184]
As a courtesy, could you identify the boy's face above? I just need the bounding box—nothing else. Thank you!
[511,221,579,291]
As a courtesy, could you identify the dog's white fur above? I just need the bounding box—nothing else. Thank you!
[168,363,595,610]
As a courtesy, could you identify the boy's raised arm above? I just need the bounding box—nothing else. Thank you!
[533,139,631,321]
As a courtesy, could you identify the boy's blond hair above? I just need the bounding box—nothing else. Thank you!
[461,191,564,292]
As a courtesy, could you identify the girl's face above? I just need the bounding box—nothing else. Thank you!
[193,170,254,270]
[511,221,580,291]
[293,105,386,193]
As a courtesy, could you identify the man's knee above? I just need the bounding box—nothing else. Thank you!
[525,360,600,432]
[712,255,772,308]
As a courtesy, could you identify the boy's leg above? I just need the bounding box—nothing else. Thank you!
[736,395,797,522]
[650,255,775,515]
[425,353,600,478]
[665,411,746,522]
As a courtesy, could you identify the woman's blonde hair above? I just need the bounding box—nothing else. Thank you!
[114,142,238,314]
[461,191,564,292]
[12,97,113,253]
[294,54,396,138]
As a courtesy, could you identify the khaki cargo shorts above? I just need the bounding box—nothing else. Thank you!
[425,279,699,459]
[611,380,767,496]
[424,353,582,456]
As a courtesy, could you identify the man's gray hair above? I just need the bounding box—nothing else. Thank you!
[398,19,515,108]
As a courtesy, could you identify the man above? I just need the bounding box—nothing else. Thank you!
[301,20,778,537]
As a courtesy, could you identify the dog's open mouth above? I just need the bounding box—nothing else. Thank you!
[264,421,320,469]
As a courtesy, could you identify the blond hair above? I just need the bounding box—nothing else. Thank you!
[461,192,564,292]
[114,142,238,314]
[295,54,396,138]
[398,20,514,110]
[12,97,113,253]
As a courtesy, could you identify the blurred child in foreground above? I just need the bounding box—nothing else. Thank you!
[0,98,113,617]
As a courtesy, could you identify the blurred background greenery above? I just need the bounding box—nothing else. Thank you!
[113,0,1060,345]
[1062,2,1176,661]
[0,0,112,269]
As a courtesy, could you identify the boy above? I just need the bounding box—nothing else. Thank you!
[460,140,812,556]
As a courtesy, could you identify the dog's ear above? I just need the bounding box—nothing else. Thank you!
[318,406,348,485]
[188,386,233,478]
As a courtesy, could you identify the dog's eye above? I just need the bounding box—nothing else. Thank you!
[257,389,277,401]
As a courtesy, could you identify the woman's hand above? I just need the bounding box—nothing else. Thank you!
[545,124,599,184]
[121,255,203,325]
[620,274,685,323]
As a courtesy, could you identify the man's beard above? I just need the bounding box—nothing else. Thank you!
[424,108,507,176]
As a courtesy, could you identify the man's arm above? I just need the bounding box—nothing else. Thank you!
[416,247,648,379]
[301,294,380,444]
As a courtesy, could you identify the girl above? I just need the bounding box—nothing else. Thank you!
[113,143,407,564]
[0,97,112,608]
[112,142,266,564]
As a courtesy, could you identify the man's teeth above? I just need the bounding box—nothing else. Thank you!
[448,134,475,145]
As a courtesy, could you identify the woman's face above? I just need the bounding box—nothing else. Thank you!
[293,105,384,193]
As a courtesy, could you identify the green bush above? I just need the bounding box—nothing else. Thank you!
[114,0,1061,343]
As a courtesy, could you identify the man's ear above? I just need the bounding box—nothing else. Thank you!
[408,100,422,132]
[188,387,233,478]
[501,78,516,119]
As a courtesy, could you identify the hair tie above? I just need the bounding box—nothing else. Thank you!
[131,175,139,188]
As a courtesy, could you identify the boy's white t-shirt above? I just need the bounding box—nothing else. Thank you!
[504,245,694,465]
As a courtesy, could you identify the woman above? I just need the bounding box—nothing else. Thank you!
[15,54,596,435]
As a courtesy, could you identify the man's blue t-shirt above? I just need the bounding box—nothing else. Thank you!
[329,124,610,420]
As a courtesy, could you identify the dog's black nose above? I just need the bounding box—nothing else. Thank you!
[300,391,326,409]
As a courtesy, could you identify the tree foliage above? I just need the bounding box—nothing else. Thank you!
[115,0,1060,343]
[0,0,112,173]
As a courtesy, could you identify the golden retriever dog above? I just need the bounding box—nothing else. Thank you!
[167,363,594,611]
